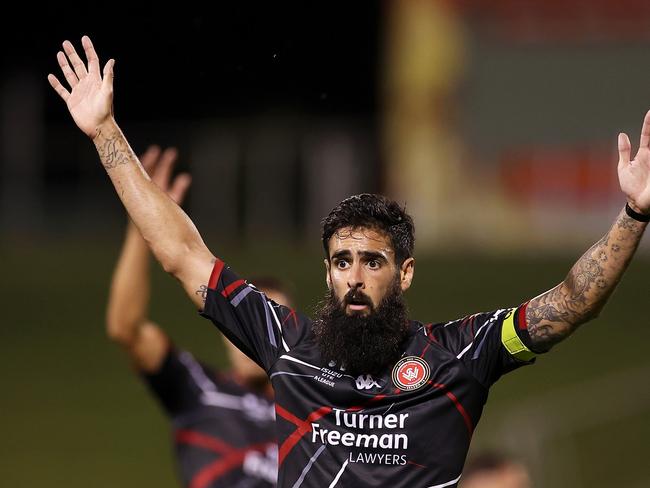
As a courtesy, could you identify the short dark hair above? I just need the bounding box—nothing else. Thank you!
[321,194,415,265]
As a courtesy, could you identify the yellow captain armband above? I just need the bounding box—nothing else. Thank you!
[501,308,536,362]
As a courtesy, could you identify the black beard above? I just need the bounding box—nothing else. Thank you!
[312,280,410,376]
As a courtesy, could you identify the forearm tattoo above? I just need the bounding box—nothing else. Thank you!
[94,127,131,170]
[526,209,646,350]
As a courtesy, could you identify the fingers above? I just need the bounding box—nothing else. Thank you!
[139,145,162,173]
[639,110,650,149]
[151,147,179,188]
[102,59,115,93]
[141,146,179,190]
[82,36,101,78]
[618,132,631,168]
[47,74,70,101]
[168,173,192,205]
[62,40,88,80]
[57,51,78,88]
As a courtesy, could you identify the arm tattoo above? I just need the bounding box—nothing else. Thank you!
[196,284,208,303]
[196,260,217,303]
[94,128,131,170]
[526,207,646,351]
[617,213,640,231]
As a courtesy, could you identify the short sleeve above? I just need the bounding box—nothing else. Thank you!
[429,304,538,387]
[200,259,311,372]
[141,349,206,417]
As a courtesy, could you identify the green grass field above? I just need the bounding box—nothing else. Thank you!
[2,239,648,487]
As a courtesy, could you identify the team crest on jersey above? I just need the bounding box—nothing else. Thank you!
[392,356,430,391]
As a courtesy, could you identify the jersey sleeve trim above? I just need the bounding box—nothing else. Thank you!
[501,307,536,361]
[208,259,225,289]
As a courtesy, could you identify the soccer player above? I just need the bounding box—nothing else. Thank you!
[106,145,284,487]
[50,36,650,487]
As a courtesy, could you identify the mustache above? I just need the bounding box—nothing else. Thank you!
[342,288,373,307]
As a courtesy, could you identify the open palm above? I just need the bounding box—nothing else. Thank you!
[618,111,650,214]
[48,36,114,139]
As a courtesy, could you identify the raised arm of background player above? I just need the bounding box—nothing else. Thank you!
[48,36,214,309]
[523,121,650,352]
[106,146,191,371]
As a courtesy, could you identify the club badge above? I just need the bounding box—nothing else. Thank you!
[392,356,430,391]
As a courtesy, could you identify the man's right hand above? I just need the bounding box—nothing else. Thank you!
[48,35,215,312]
[48,36,115,139]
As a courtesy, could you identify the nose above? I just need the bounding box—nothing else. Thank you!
[347,263,365,290]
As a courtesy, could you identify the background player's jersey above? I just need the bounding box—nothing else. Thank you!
[143,349,277,488]
[201,259,538,488]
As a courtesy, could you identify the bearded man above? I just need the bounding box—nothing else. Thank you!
[49,36,650,488]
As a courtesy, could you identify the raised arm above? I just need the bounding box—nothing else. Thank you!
[48,36,213,308]
[525,112,650,351]
[106,146,191,371]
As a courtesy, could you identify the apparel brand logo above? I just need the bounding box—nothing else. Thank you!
[391,356,430,391]
[355,374,382,390]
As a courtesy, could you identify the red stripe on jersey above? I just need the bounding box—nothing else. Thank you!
[407,460,427,469]
[276,405,332,465]
[275,404,304,427]
[433,383,474,436]
[189,441,273,488]
[282,308,299,328]
[425,324,438,342]
[208,259,225,289]
[518,302,529,330]
[222,279,246,298]
[176,429,232,454]
[421,324,439,355]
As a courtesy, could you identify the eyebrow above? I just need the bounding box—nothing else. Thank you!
[331,250,352,261]
[330,250,388,262]
[359,250,388,262]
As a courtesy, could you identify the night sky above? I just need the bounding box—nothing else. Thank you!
[4,5,381,123]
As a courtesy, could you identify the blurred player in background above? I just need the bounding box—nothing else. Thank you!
[460,451,532,488]
[106,145,288,487]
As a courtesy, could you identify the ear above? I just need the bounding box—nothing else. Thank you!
[399,257,415,292]
[324,258,332,290]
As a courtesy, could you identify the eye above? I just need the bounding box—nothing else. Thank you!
[336,260,349,270]
[367,259,380,269]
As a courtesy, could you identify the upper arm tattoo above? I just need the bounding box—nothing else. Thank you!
[196,259,217,304]
[196,284,208,303]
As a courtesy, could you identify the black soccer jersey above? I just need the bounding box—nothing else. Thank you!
[201,259,537,488]
[143,349,277,488]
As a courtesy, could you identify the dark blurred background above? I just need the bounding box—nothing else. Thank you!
[2,3,650,487]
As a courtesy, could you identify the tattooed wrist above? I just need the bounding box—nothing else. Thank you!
[617,211,647,232]
[93,123,132,171]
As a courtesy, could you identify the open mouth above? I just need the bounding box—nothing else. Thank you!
[345,295,372,312]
